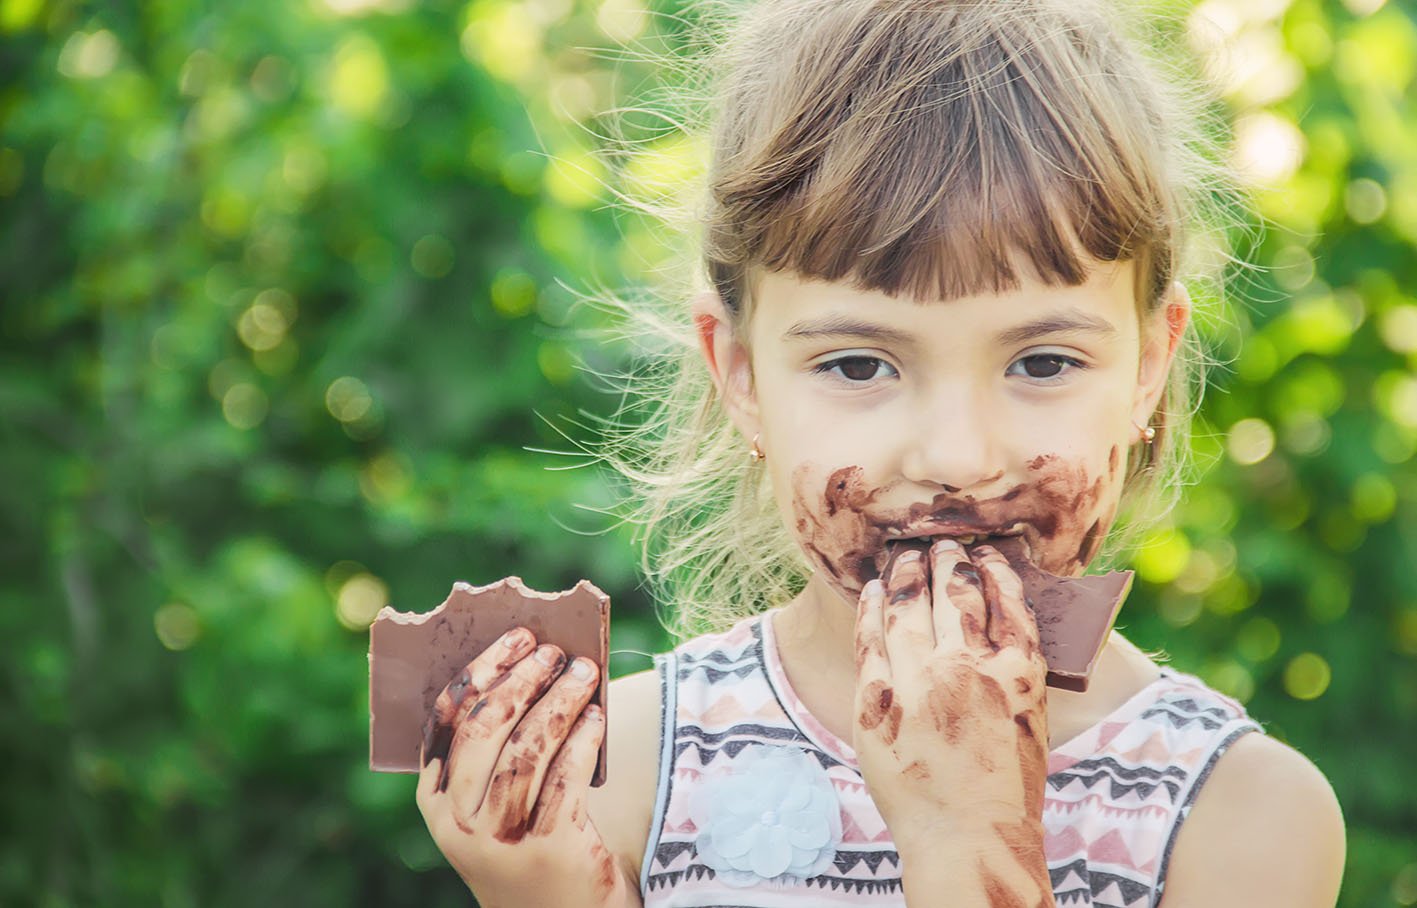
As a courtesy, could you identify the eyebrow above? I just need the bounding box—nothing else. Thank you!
[783,316,915,345]
[993,310,1119,346]
[783,308,1119,347]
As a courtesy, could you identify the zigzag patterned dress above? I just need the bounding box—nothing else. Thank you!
[639,612,1261,908]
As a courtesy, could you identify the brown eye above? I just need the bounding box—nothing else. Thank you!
[813,355,898,383]
[838,357,884,381]
[1009,354,1083,380]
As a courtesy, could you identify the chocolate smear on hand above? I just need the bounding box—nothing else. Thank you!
[368,577,610,785]
[884,539,1130,692]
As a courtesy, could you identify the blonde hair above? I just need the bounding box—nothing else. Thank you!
[600,0,1239,639]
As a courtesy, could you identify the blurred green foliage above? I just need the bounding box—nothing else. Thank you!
[1,0,1413,905]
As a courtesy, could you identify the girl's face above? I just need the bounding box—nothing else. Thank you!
[706,262,1185,605]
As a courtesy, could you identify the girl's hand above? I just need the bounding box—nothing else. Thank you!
[415,627,638,908]
[853,540,1053,906]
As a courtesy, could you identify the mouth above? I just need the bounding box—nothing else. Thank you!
[879,531,1032,582]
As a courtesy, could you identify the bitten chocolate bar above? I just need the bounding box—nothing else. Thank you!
[884,539,1130,692]
[368,577,610,785]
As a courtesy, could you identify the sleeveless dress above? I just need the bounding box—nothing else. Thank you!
[639,612,1261,908]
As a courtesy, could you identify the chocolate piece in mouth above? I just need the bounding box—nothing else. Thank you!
[368,577,610,785]
[883,537,1131,693]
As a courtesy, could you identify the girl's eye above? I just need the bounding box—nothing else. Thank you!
[815,356,897,383]
[1008,353,1084,381]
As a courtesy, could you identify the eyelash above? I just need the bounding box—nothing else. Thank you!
[812,355,898,384]
[1007,353,1087,382]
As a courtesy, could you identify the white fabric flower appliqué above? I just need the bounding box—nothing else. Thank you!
[689,744,843,887]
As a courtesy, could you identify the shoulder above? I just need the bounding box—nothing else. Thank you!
[1159,730,1345,908]
[587,667,665,885]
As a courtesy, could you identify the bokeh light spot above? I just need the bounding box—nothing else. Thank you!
[1394,863,1417,906]
[1379,305,1417,354]
[154,603,201,651]
[1,0,44,31]
[283,145,328,195]
[1227,418,1276,465]
[1270,245,1315,292]
[326,376,373,423]
[237,301,289,351]
[491,269,537,318]
[1203,659,1254,703]
[1232,111,1304,185]
[411,234,455,278]
[461,1,542,84]
[596,0,648,43]
[58,29,120,79]
[328,34,389,118]
[1283,652,1332,700]
[537,342,575,385]
[1380,374,1417,428]
[1279,411,1330,457]
[544,148,605,208]
[222,383,268,429]
[337,573,389,630]
[1134,528,1192,585]
[1351,472,1397,524]
[360,453,412,505]
[1341,0,1388,16]
[1235,616,1281,662]
[1345,178,1387,225]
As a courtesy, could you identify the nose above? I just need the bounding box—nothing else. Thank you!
[898,382,1003,494]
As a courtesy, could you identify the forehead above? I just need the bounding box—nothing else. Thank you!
[747,260,1141,341]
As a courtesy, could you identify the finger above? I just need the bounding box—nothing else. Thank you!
[444,643,566,826]
[529,701,606,837]
[929,539,987,650]
[421,627,538,771]
[881,548,935,665]
[482,657,601,843]
[854,577,904,742]
[854,578,890,678]
[973,545,1038,655]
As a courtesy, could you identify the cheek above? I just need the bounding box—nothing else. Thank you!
[785,463,888,594]
[1016,446,1127,574]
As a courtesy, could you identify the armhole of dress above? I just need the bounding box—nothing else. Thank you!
[639,650,678,899]
[1151,720,1262,907]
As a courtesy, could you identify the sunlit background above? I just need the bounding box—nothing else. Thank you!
[2,0,1415,904]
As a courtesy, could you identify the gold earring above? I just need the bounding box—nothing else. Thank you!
[1133,420,1157,445]
[749,433,765,463]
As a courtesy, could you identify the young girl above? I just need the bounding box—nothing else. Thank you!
[413,0,1346,905]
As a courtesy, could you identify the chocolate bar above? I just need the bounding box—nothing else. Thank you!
[883,539,1130,692]
[368,576,610,785]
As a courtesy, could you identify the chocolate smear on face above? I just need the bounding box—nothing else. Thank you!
[791,464,889,589]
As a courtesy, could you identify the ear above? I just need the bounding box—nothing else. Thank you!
[1131,281,1191,440]
[690,290,761,442]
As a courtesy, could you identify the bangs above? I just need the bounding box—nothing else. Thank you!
[706,1,1177,312]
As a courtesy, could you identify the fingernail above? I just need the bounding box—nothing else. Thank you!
[932,538,962,553]
[862,579,884,597]
[584,704,603,720]
[534,644,563,667]
[895,549,922,564]
[501,627,530,649]
[570,658,595,681]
